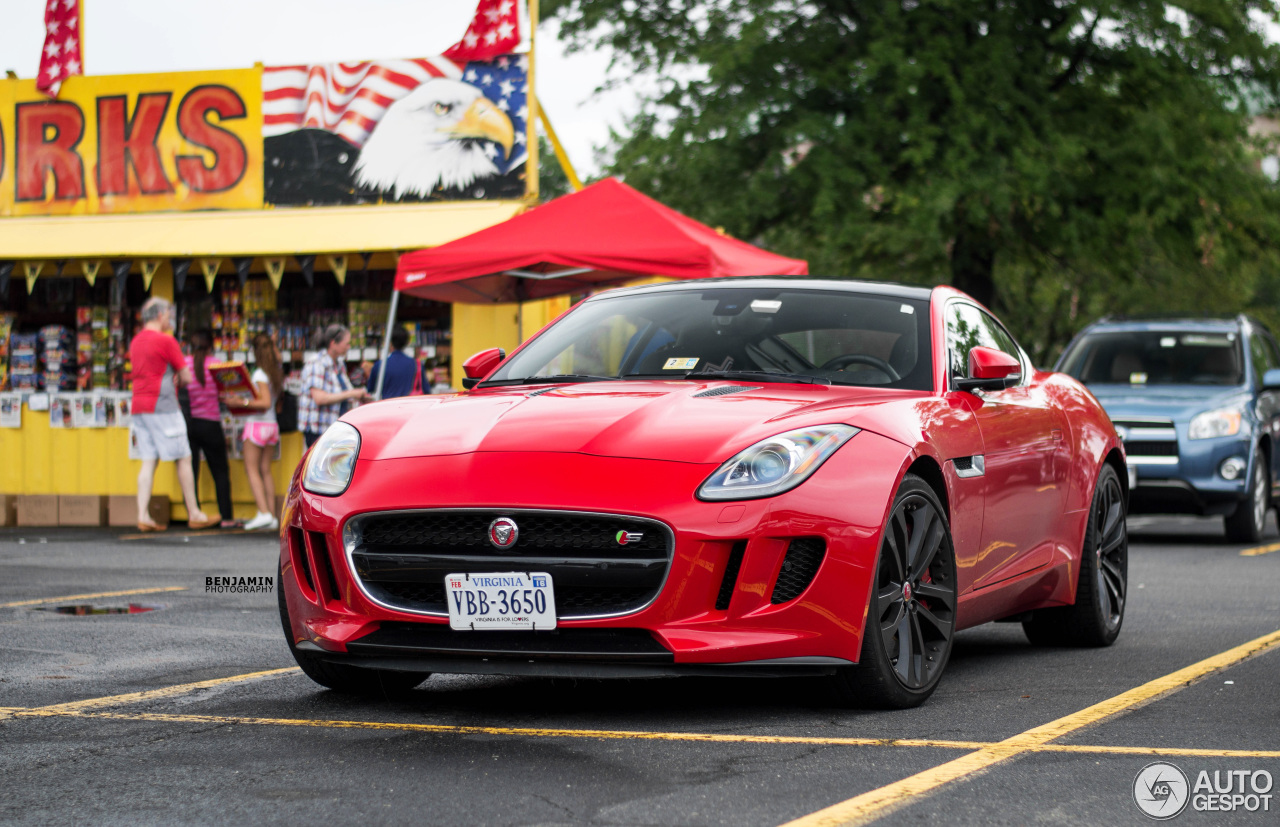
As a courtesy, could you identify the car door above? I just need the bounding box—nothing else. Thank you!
[1249,327,1280,500]
[945,301,1067,590]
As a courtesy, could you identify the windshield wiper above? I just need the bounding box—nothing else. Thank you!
[479,374,622,387]
[674,370,830,385]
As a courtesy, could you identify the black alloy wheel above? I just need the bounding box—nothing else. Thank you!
[834,473,957,708]
[1224,453,1269,543]
[1024,463,1127,647]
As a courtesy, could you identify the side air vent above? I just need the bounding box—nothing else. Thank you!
[288,527,316,595]
[715,541,748,610]
[307,531,342,604]
[692,386,762,398]
[771,538,826,604]
[527,387,558,397]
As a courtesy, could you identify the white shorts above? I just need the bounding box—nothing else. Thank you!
[130,412,192,461]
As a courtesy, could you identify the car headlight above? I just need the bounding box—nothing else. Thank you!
[1188,408,1242,440]
[697,425,859,501]
[302,422,361,496]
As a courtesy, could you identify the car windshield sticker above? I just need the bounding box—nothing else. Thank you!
[900,304,915,314]
[664,357,700,370]
[1130,372,1149,384]
[1182,334,1234,347]
[750,299,782,314]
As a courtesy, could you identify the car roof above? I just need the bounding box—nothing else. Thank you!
[1078,316,1243,334]
[589,276,936,302]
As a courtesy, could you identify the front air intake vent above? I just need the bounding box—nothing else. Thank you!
[715,541,748,610]
[771,538,826,604]
[692,386,762,398]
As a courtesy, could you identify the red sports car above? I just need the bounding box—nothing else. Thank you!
[279,279,1127,707]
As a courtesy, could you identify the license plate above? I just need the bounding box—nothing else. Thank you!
[445,572,557,630]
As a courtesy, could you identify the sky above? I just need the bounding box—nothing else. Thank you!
[0,0,639,177]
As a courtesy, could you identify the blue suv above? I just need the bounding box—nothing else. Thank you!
[1056,315,1280,541]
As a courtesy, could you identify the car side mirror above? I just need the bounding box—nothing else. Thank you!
[955,346,1021,393]
[461,347,506,389]
[1263,368,1280,392]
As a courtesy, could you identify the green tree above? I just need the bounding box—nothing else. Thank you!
[547,0,1280,362]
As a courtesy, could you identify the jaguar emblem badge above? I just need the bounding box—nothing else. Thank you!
[616,530,644,545]
[488,517,519,549]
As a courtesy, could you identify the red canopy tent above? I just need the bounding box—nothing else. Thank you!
[374,177,807,397]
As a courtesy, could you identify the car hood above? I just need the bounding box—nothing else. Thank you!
[1086,384,1251,423]
[345,380,922,463]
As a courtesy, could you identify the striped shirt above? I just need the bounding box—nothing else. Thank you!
[298,352,350,435]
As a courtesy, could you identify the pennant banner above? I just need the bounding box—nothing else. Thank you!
[199,258,222,293]
[327,254,348,286]
[23,261,44,294]
[264,257,285,290]
[82,259,102,286]
[296,254,315,287]
[234,257,253,289]
[140,259,161,291]
[171,258,191,294]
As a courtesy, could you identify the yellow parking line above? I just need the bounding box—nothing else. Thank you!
[1031,744,1280,759]
[27,667,299,714]
[781,628,1280,827]
[0,587,188,608]
[1240,542,1280,556]
[8,707,1279,761]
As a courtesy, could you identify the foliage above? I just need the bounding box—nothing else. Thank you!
[538,135,575,202]
[547,0,1280,363]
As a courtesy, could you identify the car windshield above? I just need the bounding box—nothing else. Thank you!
[1059,330,1244,386]
[484,287,934,390]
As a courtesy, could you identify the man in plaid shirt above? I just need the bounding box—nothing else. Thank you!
[299,324,368,448]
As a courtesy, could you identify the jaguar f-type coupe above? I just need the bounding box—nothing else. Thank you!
[279,278,1127,707]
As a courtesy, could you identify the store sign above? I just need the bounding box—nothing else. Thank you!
[0,69,262,216]
[0,53,529,217]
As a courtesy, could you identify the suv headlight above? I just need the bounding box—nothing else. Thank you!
[1188,408,1242,440]
[697,425,859,501]
[302,421,361,495]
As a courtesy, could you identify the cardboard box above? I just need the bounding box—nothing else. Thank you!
[0,494,17,527]
[59,495,108,527]
[107,495,170,528]
[17,495,59,527]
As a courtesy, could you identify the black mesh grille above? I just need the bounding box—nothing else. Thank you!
[692,385,762,398]
[716,541,747,610]
[953,456,974,471]
[1124,440,1178,457]
[351,510,672,619]
[358,512,666,557]
[771,538,826,604]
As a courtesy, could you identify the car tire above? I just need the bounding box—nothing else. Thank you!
[277,562,428,696]
[1023,464,1127,647]
[833,473,957,709]
[1224,453,1268,543]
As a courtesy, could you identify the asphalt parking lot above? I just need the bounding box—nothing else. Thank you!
[1,515,1277,826]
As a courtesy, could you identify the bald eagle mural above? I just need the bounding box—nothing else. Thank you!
[263,56,528,205]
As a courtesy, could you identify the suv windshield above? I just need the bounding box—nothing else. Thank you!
[484,287,934,390]
[1059,330,1244,386]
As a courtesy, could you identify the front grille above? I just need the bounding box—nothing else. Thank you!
[771,538,826,604]
[348,510,673,620]
[1124,440,1178,457]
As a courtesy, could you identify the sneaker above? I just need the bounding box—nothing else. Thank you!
[268,516,280,531]
[244,512,274,531]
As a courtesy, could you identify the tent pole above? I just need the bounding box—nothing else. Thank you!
[373,289,401,401]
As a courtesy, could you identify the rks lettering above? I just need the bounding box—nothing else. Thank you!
[4,86,247,202]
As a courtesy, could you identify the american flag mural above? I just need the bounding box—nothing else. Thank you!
[261,1,529,206]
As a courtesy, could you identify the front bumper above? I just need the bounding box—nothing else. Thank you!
[280,432,911,671]
[1127,433,1253,516]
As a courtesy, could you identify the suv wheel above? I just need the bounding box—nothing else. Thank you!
[1224,454,1268,543]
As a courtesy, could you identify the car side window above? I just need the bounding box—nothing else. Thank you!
[1249,331,1275,386]
[946,303,1023,382]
